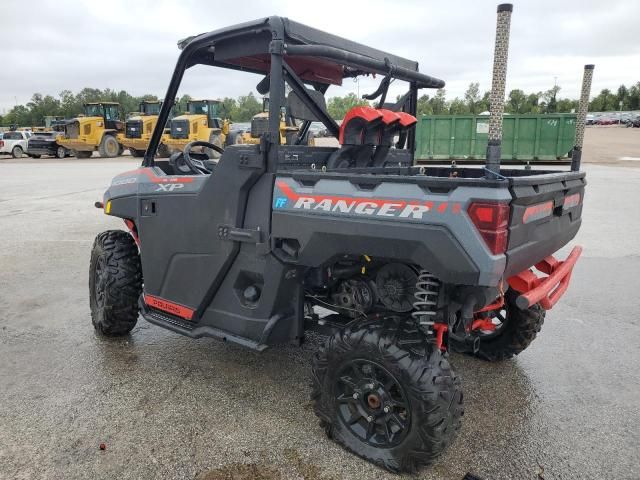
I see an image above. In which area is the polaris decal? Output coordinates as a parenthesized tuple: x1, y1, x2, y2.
(274, 180, 461, 220)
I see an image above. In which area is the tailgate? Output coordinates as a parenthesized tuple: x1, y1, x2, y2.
(505, 171, 586, 277)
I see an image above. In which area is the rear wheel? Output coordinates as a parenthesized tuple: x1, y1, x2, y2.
(450, 289, 546, 361)
(98, 134, 120, 158)
(89, 230, 142, 336)
(225, 131, 243, 146)
(311, 317, 463, 473)
(205, 133, 224, 159)
(55, 146, 66, 159)
(11, 146, 23, 158)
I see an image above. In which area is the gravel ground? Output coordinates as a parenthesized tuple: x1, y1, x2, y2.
(0, 130, 639, 479)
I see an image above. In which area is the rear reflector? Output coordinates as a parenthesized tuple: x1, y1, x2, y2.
(468, 202, 510, 255)
(523, 201, 553, 224)
(563, 193, 581, 209)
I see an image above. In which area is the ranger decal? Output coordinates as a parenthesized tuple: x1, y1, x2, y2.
(274, 180, 461, 220)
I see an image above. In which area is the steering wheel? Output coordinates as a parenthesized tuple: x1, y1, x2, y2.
(176, 140, 225, 175)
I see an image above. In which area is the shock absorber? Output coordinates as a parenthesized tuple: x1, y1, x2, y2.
(412, 269, 440, 332)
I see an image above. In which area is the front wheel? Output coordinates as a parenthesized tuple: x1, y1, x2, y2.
(311, 318, 463, 473)
(98, 134, 120, 158)
(89, 230, 142, 336)
(450, 289, 546, 361)
(11, 146, 23, 158)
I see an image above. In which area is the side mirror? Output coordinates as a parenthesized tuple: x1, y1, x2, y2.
(256, 75, 270, 95)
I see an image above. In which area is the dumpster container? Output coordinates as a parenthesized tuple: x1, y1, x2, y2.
(414, 114, 576, 163)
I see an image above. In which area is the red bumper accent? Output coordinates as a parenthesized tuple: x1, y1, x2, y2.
(508, 246, 582, 310)
(144, 294, 194, 320)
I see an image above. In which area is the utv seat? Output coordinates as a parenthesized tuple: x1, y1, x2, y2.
(326, 106, 384, 169)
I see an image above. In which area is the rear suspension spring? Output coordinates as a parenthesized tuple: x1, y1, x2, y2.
(412, 269, 440, 332)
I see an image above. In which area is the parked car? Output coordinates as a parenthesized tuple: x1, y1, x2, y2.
(0, 130, 31, 158)
(624, 115, 640, 128)
(308, 121, 328, 137)
(27, 131, 70, 158)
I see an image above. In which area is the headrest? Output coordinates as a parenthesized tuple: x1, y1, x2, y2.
(339, 106, 383, 145)
(338, 107, 418, 145)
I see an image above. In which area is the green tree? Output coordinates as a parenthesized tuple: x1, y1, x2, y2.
(416, 94, 431, 116)
(628, 82, 640, 110)
(464, 82, 481, 114)
(27, 94, 61, 125)
(448, 98, 469, 115)
(219, 97, 238, 120)
(543, 85, 561, 113)
(327, 93, 369, 119)
(429, 89, 447, 115)
(235, 92, 262, 122)
(506, 89, 527, 114)
(590, 88, 614, 111)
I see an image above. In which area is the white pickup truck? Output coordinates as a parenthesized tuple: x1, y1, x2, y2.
(0, 130, 32, 158)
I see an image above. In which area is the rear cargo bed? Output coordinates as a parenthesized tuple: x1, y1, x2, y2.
(276, 164, 585, 284)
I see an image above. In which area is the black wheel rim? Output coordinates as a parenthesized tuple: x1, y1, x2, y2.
(335, 359, 411, 448)
(94, 256, 107, 308)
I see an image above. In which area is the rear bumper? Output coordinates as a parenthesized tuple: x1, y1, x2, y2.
(508, 245, 582, 310)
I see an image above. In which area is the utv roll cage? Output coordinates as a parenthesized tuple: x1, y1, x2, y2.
(144, 16, 445, 171)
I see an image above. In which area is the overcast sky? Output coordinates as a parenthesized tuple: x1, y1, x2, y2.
(1, 0, 639, 113)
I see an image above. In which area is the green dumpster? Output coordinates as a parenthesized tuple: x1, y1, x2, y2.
(414, 114, 576, 162)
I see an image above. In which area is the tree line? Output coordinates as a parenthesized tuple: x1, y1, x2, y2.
(2, 82, 640, 127)
(0, 89, 265, 127)
(327, 82, 640, 119)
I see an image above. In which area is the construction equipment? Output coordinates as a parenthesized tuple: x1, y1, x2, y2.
(118, 100, 171, 158)
(238, 96, 313, 146)
(164, 99, 229, 156)
(58, 102, 124, 158)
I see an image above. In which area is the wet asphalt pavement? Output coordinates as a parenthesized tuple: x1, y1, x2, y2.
(0, 156, 638, 480)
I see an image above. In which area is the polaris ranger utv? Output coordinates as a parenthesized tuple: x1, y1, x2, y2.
(90, 5, 590, 473)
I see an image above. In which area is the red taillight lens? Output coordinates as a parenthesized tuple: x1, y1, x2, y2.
(468, 202, 510, 255)
(0, 140, 4, 148)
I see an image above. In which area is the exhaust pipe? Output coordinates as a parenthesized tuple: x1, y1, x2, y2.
(570, 64, 595, 171)
(485, 3, 513, 179)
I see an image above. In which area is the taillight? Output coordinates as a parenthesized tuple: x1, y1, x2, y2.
(468, 202, 510, 255)
(0, 140, 4, 148)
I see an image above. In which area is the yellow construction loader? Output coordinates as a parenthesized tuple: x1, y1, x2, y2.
(118, 100, 171, 158)
(57, 102, 124, 158)
(164, 99, 229, 156)
(237, 97, 313, 146)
